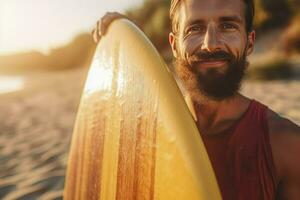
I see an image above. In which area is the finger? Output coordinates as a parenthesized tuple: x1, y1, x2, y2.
(113, 12, 126, 19)
(101, 15, 118, 34)
(92, 29, 97, 43)
(101, 17, 109, 35)
(93, 30, 101, 43)
(95, 21, 102, 39)
(112, 12, 123, 18)
(93, 30, 98, 43)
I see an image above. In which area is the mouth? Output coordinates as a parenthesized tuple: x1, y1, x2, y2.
(195, 59, 228, 69)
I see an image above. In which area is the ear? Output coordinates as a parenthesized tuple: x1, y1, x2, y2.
(246, 30, 255, 56)
(169, 32, 178, 58)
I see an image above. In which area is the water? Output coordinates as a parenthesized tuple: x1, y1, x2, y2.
(0, 76, 24, 94)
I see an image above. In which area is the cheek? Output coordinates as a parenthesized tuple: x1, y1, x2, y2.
(221, 34, 247, 57)
(181, 35, 203, 57)
(179, 32, 248, 59)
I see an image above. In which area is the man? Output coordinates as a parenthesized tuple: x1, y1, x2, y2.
(92, 0, 300, 199)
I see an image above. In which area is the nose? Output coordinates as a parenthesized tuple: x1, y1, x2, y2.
(201, 24, 222, 52)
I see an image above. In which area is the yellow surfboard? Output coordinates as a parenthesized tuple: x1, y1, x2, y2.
(64, 19, 221, 200)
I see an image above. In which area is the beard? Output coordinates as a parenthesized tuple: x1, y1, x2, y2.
(174, 50, 247, 102)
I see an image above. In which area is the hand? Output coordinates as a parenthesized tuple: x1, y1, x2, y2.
(92, 12, 128, 43)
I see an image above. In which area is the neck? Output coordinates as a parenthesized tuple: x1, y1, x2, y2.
(191, 93, 251, 135)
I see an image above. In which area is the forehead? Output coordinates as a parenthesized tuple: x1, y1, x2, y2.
(179, 0, 246, 23)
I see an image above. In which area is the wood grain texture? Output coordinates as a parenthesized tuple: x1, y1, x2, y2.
(64, 19, 221, 200)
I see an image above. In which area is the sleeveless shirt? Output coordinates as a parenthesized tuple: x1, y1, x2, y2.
(198, 100, 278, 200)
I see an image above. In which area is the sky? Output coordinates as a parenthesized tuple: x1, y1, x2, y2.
(0, 0, 144, 55)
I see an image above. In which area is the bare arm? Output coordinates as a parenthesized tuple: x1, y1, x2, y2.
(268, 110, 300, 199)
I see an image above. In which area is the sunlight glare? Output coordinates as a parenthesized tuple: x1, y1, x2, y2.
(85, 58, 113, 95)
(0, 76, 24, 94)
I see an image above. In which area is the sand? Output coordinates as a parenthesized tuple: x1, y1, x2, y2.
(0, 67, 299, 199)
(0, 68, 86, 200)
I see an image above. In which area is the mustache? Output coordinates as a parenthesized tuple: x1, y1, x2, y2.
(189, 50, 234, 63)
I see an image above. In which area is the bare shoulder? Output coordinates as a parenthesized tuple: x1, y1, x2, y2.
(268, 109, 300, 131)
(266, 109, 300, 164)
(267, 109, 300, 199)
(267, 109, 300, 169)
(267, 109, 300, 137)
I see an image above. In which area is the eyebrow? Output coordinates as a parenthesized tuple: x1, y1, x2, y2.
(219, 16, 243, 23)
(185, 19, 206, 27)
(186, 15, 243, 26)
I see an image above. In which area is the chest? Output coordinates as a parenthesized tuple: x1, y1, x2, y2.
(201, 127, 274, 199)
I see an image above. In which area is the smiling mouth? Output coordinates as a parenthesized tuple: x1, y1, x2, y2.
(198, 59, 228, 68)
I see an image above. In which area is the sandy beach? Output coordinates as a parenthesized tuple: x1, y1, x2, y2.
(0, 68, 86, 200)
(0, 67, 299, 199)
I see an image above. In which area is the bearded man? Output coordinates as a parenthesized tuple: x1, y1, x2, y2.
(92, 0, 300, 199)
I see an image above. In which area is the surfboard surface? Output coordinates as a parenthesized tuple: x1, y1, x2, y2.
(64, 19, 221, 200)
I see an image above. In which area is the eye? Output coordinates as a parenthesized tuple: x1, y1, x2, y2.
(220, 23, 237, 30)
(186, 25, 206, 34)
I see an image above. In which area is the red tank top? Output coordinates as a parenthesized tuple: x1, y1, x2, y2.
(198, 100, 278, 200)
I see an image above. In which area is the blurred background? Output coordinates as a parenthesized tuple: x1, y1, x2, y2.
(0, 0, 299, 199)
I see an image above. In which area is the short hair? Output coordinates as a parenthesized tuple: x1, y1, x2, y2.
(170, 0, 255, 33)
